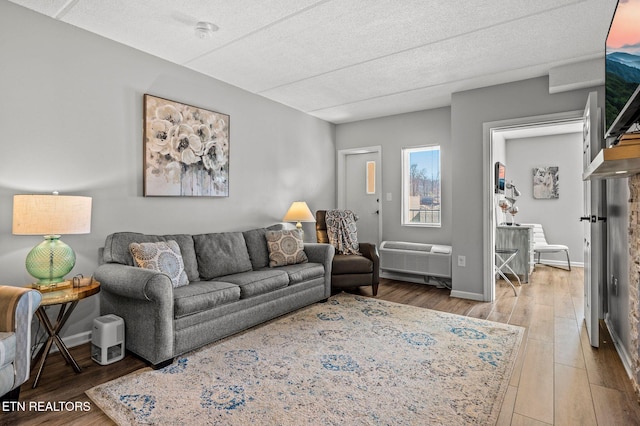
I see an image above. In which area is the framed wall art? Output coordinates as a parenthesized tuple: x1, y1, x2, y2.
(532, 166, 559, 199)
(143, 94, 230, 197)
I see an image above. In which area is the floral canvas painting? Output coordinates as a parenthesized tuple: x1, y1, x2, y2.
(144, 94, 229, 197)
(532, 166, 559, 199)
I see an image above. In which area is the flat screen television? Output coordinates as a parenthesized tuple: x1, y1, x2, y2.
(605, 0, 640, 139)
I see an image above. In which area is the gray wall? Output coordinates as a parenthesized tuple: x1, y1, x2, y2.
(336, 108, 452, 246)
(450, 77, 604, 297)
(0, 2, 335, 340)
(505, 132, 584, 264)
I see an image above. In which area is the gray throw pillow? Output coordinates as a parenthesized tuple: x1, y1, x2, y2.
(265, 230, 308, 267)
(129, 240, 189, 288)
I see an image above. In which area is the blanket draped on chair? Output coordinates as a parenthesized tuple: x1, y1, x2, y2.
(325, 210, 361, 255)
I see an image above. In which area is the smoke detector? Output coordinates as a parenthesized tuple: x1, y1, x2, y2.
(195, 21, 218, 39)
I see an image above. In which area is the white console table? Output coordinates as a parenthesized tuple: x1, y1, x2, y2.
(496, 224, 534, 283)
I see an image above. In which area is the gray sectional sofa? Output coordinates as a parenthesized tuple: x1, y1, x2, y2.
(94, 226, 334, 367)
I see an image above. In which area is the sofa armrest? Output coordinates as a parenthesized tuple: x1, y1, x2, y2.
(94, 263, 174, 302)
(94, 263, 175, 366)
(304, 243, 335, 298)
(359, 243, 380, 284)
(0, 286, 41, 392)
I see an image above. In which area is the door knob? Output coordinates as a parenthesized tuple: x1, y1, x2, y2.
(579, 216, 591, 222)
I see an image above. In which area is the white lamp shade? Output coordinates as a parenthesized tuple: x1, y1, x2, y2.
(13, 194, 92, 235)
(283, 201, 315, 223)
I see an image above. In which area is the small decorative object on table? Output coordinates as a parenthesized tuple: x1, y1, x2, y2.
(505, 181, 521, 226)
(498, 198, 509, 225)
(73, 274, 95, 288)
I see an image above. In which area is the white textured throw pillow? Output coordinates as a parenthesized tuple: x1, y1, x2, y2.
(129, 240, 189, 287)
(265, 230, 308, 267)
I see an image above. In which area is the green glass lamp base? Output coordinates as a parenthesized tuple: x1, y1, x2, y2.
(25, 235, 76, 285)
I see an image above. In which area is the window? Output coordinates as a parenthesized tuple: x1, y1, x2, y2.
(402, 145, 441, 226)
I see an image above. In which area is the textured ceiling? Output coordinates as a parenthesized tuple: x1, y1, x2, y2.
(10, 0, 617, 123)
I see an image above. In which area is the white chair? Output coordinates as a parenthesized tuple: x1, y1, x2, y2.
(527, 223, 571, 271)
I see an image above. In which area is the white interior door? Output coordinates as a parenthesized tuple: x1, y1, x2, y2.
(344, 152, 380, 245)
(582, 91, 602, 348)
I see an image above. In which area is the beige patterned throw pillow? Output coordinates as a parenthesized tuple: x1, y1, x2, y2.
(129, 240, 189, 288)
(265, 230, 308, 267)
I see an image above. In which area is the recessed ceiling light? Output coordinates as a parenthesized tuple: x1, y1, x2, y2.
(195, 21, 218, 39)
(615, 170, 628, 174)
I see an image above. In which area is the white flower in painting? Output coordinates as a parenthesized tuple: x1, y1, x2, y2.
(184, 106, 209, 125)
(201, 141, 228, 170)
(214, 146, 227, 167)
(213, 118, 227, 136)
(164, 161, 182, 183)
(201, 141, 217, 170)
(146, 119, 174, 155)
(212, 173, 227, 189)
(155, 104, 183, 125)
(200, 112, 217, 131)
(172, 124, 203, 165)
(217, 136, 229, 154)
(177, 104, 194, 122)
(193, 124, 212, 145)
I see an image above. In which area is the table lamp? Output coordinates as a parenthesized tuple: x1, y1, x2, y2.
(283, 201, 315, 240)
(13, 193, 92, 290)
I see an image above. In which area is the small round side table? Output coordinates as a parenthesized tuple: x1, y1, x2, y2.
(30, 280, 100, 388)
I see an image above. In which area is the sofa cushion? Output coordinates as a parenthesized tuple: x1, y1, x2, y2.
(213, 270, 289, 298)
(242, 228, 270, 270)
(173, 281, 241, 319)
(265, 230, 308, 267)
(193, 232, 253, 280)
(263, 263, 325, 285)
(0, 332, 16, 366)
(129, 241, 189, 288)
(332, 254, 373, 275)
(0, 362, 14, 396)
(103, 232, 199, 282)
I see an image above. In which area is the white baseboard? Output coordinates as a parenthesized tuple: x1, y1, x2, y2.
(33, 330, 92, 354)
(604, 315, 634, 380)
(64, 330, 93, 349)
(380, 271, 483, 300)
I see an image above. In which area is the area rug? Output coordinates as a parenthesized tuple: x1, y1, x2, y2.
(86, 293, 524, 425)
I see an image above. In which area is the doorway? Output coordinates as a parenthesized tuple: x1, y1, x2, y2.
(337, 146, 382, 245)
(483, 111, 585, 302)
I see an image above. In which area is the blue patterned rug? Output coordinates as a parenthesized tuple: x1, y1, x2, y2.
(86, 293, 524, 425)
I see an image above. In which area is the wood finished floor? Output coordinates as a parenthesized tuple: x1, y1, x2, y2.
(3, 265, 639, 425)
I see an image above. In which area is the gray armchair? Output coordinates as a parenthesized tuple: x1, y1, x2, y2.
(0, 286, 41, 402)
